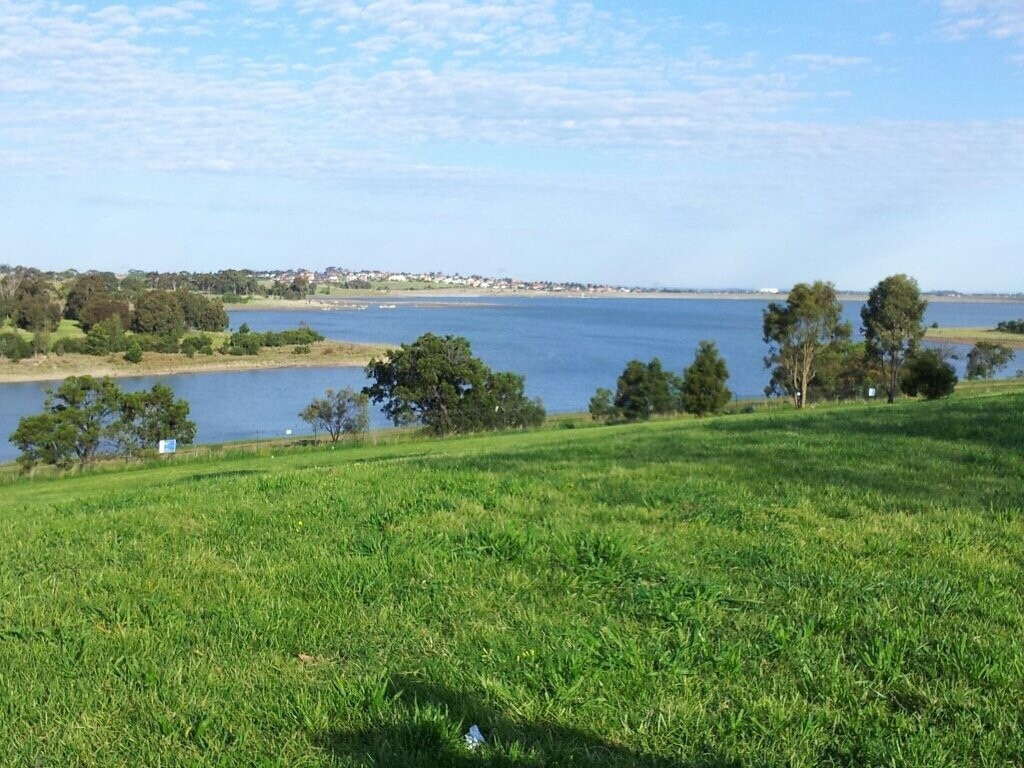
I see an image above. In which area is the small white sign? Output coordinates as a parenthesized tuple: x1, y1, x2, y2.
(285, 429, 292, 436)
(158, 439, 177, 454)
(868, 387, 877, 398)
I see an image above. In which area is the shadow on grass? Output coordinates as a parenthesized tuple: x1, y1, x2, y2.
(320, 676, 727, 768)
(177, 469, 269, 483)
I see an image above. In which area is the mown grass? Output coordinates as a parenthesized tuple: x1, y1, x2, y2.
(1, 385, 1023, 766)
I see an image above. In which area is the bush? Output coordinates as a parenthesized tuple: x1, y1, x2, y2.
(133, 334, 180, 353)
(0, 332, 33, 361)
(995, 319, 1024, 334)
(180, 334, 214, 357)
(51, 337, 88, 356)
(292, 344, 311, 355)
(901, 349, 957, 399)
(123, 340, 143, 364)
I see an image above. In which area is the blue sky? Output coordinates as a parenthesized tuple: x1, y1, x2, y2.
(1, 0, 1022, 290)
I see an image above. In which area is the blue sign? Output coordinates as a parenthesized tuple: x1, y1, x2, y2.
(158, 439, 177, 455)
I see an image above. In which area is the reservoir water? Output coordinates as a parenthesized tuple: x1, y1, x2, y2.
(1, 296, 1022, 462)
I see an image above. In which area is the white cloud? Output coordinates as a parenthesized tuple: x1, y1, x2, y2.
(939, 0, 1024, 42)
(788, 53, 871, 70)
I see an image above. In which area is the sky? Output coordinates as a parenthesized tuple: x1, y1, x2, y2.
(1, 0, 1023, 290)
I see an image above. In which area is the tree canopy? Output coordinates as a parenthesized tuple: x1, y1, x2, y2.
(966, 342, 1015, 380)
(364, 333, 545, 434)
(763, 281, 850, 408)
(9, 376, 195, 468)
(861, 274, 928, 403)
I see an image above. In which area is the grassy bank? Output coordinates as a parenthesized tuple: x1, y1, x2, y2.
(926, 325, 1024, 349)
(1, 384, 1023, 765)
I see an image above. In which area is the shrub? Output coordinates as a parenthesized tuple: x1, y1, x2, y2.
(180, 334, 214, 358)
(0, 332, 33, 361)
(51, 337, 88, 356)
(995, 319, 1024, 334)
(292, 344, 311, 355)
(123, 340, 143, 364)
(133, 334, 180, 354)
(901, 349, 957, 399)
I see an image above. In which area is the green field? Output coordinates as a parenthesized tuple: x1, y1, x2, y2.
(2, 384, 1023, 765)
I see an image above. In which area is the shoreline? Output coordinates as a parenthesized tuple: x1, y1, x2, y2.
(0, 340, 387, 385)
(924, 327, 1024, 349)
(227, 290, 1024, 309)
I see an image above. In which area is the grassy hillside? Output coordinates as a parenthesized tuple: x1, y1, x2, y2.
(1, 386, 1023, 766)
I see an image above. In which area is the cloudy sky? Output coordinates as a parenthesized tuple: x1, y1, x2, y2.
(1, 0, 1023, 289)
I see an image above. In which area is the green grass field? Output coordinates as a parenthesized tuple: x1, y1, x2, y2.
(1, 384, 1023, 766)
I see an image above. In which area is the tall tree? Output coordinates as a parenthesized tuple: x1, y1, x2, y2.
(861, 274, 928, 403)
(132, 290, 185, 338)
(64, 274, 111, 321)
(762, 281, 850, 408)
(11, 275, 61, 332)
(680, 340, 732, 415)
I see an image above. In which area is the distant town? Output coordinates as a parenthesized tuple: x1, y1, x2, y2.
(2, 263, 1021, 299)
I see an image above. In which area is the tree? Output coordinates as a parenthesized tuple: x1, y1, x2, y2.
(861, 274, 928, 403)
(64, 274, 111, 321)
(966, 342, 1015, 380)
(11, 376, 124, 466)
(763, 281, 850, 408)
(132, 290, 185, 338)
(611, 358, 677, 422)
(364, 333, 545, 435)
(680, 340, 731, 415)
(176, 289, 229, 332)
(117, 384, 196, 451)
(85, 315, 128, 355)
(11, 275, 61, 332)
(0, 332, 33, 362)
(461, 371, 546, 431)
(10, 412, 79, 468)
(10, 377, 195, 467)
(79, 295, 131, 331)
(901, 349, 957, 399)
(589, 387, 615, 421)
(299, 387, 370, 442)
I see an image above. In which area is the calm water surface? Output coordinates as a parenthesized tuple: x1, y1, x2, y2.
(1, 296, 1021, 462)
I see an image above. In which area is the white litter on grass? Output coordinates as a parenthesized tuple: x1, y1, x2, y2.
(464, 724, 485, 750)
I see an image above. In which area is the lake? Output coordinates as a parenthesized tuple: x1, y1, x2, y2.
(1, 296, 1022, 462)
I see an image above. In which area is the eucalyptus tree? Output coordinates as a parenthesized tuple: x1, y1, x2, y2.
(763, 281, 850, 408)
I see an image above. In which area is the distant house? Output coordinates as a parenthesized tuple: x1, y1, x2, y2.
(758, 288, 781, 294)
